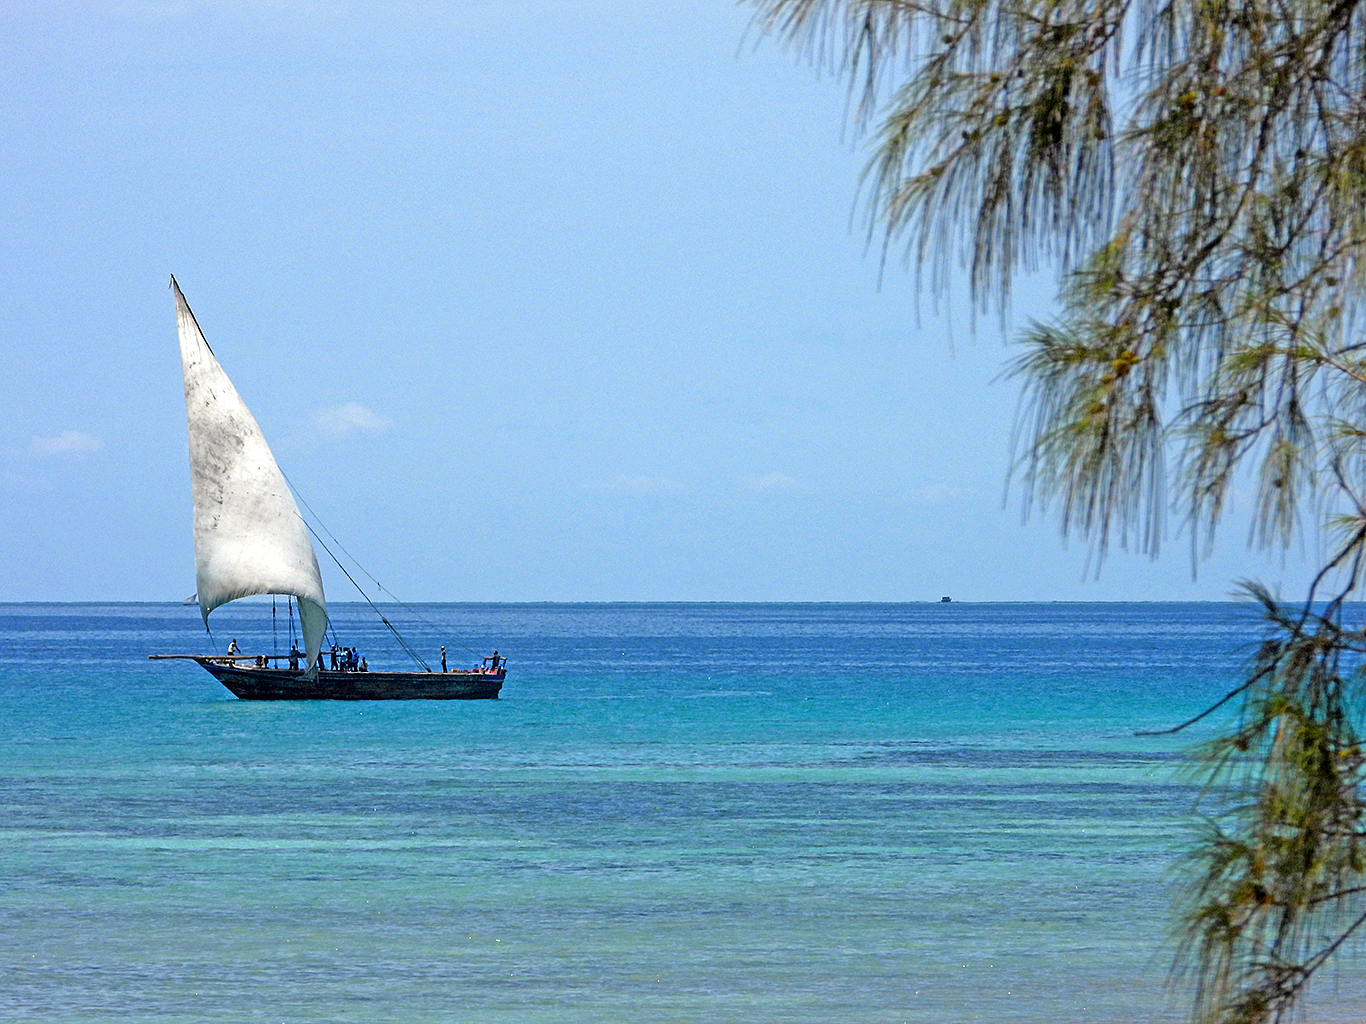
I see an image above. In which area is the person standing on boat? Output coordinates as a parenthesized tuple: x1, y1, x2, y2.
(289, 644, 300, 671)
(441, 646, 447, 672)
(227, 639, 240, 656)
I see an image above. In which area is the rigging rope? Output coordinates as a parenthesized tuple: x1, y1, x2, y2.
(280, 469, 481, 660)
(300, 518, 432, 672)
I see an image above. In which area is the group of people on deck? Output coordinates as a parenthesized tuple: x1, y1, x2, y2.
(224, 639, 498, 675)
(280, 643, 366, 672)
(324, 644, 365, 672)
(223, 640, 367, 672)
(440, 646, 504, 673)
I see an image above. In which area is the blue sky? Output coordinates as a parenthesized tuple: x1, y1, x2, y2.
(0, 0, 1319, 601)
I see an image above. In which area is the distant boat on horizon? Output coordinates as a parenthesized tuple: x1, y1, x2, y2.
(150, 278, 505, 700)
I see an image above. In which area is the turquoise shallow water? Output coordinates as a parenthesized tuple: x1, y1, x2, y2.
(1, 602, 1361, 1023)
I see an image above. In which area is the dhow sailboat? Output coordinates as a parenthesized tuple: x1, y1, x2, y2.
(150, 278, 505, 700)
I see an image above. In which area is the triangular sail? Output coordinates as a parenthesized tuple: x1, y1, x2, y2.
(174, 277, 328, 671)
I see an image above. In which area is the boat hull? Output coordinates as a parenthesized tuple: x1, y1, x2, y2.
(198, 660, 504, 700)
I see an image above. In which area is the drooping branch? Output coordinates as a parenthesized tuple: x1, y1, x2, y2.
(748, 1, 1366, 1020)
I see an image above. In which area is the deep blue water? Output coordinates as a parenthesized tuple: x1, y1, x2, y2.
(0, 602, 1358, 1023)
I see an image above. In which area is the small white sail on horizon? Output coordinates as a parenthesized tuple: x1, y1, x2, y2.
(174, 277, 328, 672)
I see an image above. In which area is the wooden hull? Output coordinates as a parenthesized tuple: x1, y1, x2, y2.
(198, 659, 504, 700)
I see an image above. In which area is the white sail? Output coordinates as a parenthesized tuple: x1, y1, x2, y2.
(174, 278, 328, 672)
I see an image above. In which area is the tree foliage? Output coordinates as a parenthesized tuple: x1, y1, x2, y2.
(747, 1, 1366, 1020)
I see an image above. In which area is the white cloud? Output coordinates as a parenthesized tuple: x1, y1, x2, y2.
(1, 469, 39, 491)
(31, 431, 102, 456)
(614, 474, 685, 495)
(744, 472, 798, 493)
(309, 402, 391, 441)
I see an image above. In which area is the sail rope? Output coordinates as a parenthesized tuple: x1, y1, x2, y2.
(280, 469, 482, 659)
(299, 518, 432, 671)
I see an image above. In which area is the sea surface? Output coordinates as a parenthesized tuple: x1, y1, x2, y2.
(2, 601, 1362, 1024)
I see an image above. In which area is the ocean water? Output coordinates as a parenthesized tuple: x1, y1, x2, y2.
(1, 601, 1360, 1024)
